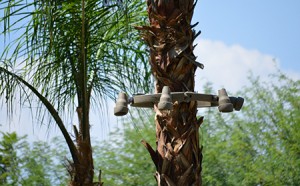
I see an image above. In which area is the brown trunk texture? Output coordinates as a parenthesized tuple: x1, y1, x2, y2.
(67, 107, 103, 186)
(138, 0, 203, 185)
(68, 139, 94, 186)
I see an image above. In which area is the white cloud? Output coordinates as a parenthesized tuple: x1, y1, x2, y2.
(194, 39, 282, 93)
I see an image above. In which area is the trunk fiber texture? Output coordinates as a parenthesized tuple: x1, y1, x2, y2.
(138, 0, 203, 185)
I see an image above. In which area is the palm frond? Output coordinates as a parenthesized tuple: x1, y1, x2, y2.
(0, 0, 151, 123)
(0, 63, 78, 164)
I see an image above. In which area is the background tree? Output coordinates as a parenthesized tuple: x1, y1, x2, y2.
(0, 0, 151, 185)
(0, 132, 25, 185)
(0, 132, 69, 185)
(137, 0, 203, 185)
(201, 72, 300, 185)
(94, 116, 156, 186)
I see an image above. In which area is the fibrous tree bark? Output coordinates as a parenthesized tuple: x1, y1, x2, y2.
(138, 0, 203, 185)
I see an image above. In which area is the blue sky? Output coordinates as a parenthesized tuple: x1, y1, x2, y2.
(194, 1, 300, 73)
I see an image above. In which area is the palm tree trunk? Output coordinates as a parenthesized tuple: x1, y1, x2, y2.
(139, 0, 203, 185)
(67, 107, 94, 186)
(68, 1, 95, 185)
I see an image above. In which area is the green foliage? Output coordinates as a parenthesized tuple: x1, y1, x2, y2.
(93, 116, 157, 186)
(201, 72, 300, 185)
(0, 133, 68, 185)
(0, 0, 151, 125)
(0, 132, 25, 185)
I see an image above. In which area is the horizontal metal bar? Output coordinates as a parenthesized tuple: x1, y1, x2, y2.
(129, 92, 243, 111)
(130, 92, 218, 108)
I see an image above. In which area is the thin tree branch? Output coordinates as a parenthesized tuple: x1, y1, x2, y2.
(0, 66, 79, 165)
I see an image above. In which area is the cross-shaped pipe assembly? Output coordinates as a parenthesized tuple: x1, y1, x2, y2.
(114, 86, 244, 116)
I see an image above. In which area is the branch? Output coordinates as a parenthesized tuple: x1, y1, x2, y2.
(0, 66, 79, 164)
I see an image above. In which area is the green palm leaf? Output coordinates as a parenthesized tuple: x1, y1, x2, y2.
(0, 0, 150, 127)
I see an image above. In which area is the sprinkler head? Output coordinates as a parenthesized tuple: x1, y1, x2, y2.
(218, 88, 233, 112)
(114, 92, 129, 116)
(158, 86, 173, 110)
